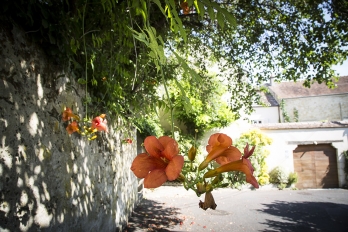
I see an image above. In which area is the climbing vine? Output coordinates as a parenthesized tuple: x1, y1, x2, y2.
(2, 0, 347, 133)
(280, 99, 290, 123)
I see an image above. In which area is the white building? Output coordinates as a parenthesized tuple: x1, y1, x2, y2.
(218, 76, 348, 189)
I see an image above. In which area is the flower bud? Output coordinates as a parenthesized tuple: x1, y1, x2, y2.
(88, 135, 97, 140)
(205, 184, 213, 192)
(176, 173, 185, 182)
(196, 182, 206, 194)
(211, 174, 223, 185)
(188, 145, 197, 161)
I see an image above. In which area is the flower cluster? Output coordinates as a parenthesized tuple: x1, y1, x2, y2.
(123, 138, 133, 144)
(62, 107, 108, 140)
(130, 133, 259, 210)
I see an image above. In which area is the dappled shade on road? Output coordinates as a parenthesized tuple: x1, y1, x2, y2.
(258, 200, 348, 232)
(123, 198, 183, 232)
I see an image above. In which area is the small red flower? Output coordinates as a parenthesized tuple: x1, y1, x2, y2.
(124, 138, 133, 144)
(91, 115, 108, 132)
(66, 121, 79, 134)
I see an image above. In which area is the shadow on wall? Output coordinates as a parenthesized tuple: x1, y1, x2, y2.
(320, 145, 339, 188)
(123, 199, 183, 232)
(0, 24, 138, 231)
(293, 144, 339, 189)
(257, 200, 348, 232)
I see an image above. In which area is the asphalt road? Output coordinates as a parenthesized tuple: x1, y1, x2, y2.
(124, 186, 348, 232)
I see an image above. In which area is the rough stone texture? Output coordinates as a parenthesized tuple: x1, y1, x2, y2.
(283, 94, 348, 122)
(0, 24, 139, 231)
(265, 76, 348, 122)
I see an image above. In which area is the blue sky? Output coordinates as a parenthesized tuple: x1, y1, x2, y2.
(333, 60, 348, 76)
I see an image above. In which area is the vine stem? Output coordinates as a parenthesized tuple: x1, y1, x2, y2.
(160, 67, 174, 138)
(83, 2, 88, 119)
(128, 0, 138, 91)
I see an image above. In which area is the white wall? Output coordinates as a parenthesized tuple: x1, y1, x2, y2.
(253, 127, 348, 187)
(206, 121, 348, 188)
(250, 106, 279, 124)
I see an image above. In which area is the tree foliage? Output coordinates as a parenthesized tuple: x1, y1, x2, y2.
(2, 0, 347, 126)
(167, 68, 235, 136)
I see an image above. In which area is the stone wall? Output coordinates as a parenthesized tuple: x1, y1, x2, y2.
(0, 24, 139, 231)
(283, 94, 348, 122)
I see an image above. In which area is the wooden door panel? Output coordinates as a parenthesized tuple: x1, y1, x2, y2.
(293, 144, 338, 189)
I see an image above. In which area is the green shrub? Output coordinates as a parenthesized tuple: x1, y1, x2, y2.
(269, 167, 288, 185)
(278, 183, 287, 190)
(134, 114, 164, 139)
(233, 129, 272, 187)
(287, 172, 298, 185)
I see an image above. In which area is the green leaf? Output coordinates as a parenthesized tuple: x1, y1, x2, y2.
(217, 12, 224, 29)
(78, 78, 87, 85)
(152, 0, 167, 17)
(70, 38, 77, 54)
(207, 6, 215, 22)
(219, 8, 236, 27)
(173, 79, 191, 114)
(172, 51, 202, 83)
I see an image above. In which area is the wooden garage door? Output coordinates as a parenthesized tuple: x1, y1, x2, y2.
(293, 144, 338, 189)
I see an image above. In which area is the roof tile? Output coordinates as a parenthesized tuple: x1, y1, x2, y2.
(267, 76, 348, 99)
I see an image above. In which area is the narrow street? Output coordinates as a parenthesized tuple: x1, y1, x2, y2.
(125, 186, 348, 232)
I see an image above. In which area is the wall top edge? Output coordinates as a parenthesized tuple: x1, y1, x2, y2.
(253, 121, 348, 130)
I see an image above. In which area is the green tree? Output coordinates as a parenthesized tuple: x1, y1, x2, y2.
(172, 0, 348, 117)
(2, 0, 347, 124)
(166, 71, 235, 137)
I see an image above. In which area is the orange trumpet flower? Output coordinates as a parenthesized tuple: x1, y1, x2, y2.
(204, 159, 259, 188)
(130, 136, 184, 188)
(215, 146, 242, 166)
(91, 115, 108, 132)
(66, 121, 80, 134)
(243, 143, 256, 174)
(199, 133, 241, 170)
(62, 107, 80, 121)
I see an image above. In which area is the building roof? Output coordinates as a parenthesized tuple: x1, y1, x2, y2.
(256, 91, 279, 107)
(253, 121, 348, 130)
(267, 76, 348, 99)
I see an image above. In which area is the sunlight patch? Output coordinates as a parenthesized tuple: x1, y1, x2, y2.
(28, 113, 39, 136)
